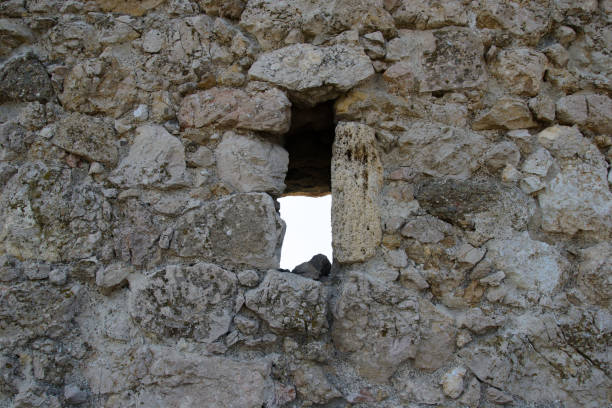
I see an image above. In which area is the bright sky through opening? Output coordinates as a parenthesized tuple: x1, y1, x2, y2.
(279, 195, 333, 271)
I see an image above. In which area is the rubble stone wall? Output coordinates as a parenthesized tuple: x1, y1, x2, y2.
(0, 0, 611, 407)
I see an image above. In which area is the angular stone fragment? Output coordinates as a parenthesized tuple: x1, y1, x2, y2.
(539, 161, 612, 238)
(52, 112, 118, 165)
(171, 193, 284, 269)
(133, 346, 270, 408)
(109, 125, 188, 189)
(385, 27, 486, 93)
(441, 366, 467, 399)
(96, 263, 132, 289)
(129, 263, 238, 343)
(556, 93, 612, 134)
(215, 132, 288, 195)
(178, 86, 291, 134)
(0, 19, 33, 55)
(331, 122, 382, 263)
(398, 121, 489, 179)
(472, 98, 537, 130)
(248, 43, 374, 106)
(491, 48, 547, 96)
(332, 272, 420, 382)
(0, 54, 54, 103)
(414, 298, 457, 371)
(292, 362, 342, 404)
(577, 243, 611, 307)
(94, 0, 165, 16)
(522, 148, 553, 176)
(245, 270, 328, 335)
(486, 232, 567, 294)
(537, 125, 595, 159)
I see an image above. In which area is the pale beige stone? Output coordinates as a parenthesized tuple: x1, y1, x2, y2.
(491, 48, 547, 96)
(331, 122, 382, 263)
(473, 97, 537, 130)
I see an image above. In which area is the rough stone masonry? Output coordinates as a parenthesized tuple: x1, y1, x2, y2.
(0, 0, 611, 407)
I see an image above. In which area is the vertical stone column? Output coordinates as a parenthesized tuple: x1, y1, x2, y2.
(331, 122, 383, 263)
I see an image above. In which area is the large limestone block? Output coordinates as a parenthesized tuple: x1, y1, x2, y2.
(122, 346, 270, 408)
(171, 193, 285, 269)
(109, 125, 189, 189)
(331, 122, 382, 264)
(491, 48, 547, 97)
(486, 231, 568, 294)
(248, 43, 374, 106)
(472, 97, 537, 130)
(245, 270, 328, 335)
(385, 27, 487, 93)
(52, 112, 118, 165)
(538, 160, 612, 238)
(397, 121, 490, 180)
(332, 272, 420, 382)
(215, 132, 289, 195)
(178, 86, 291, 134)
(94, 0, 165, 16)
(556, 93, 612, 134)
(128, 263, 237, 342)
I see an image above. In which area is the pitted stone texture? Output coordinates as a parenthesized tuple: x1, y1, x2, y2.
(94, 0, 165, 16)
(171, 193, 284, 269)
(486, 232, 568, 294)
(215, 132, 289, 195)
(292, 362, 342, 404)
(245, 270, 328, 335)
(109, 125, 189, 189)
(333, 272, 420, 382)
(397, 121, 489, 180)
(472, 97, 537, 130)
(388, 0, 468, 29)
(385, 27, 486, 93)
(52, 112, 118, 165)
(491, 48, 547, 97)
(331, 122, 382, 263)
(0, 54, 54, 103)
(128, 263, 237, 343)
(556, 93, 612, 134)
(248, 43, 374, 106)
(577, 243, 612, 307)
(178, 86, 291, 134)
(132, 346, 270, 408)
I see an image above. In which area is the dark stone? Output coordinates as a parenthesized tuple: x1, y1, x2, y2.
(415, 179, 501, 229)
(292, 254, 331, 280)
(0, 54, 55, 103)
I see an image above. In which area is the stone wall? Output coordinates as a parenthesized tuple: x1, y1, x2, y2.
(0, 1, 611, 407)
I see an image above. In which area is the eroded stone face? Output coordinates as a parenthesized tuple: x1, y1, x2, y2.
(248, 42, 374, 106)
(332, 272, 420, 382)
(171, 193, 285, 269)
(245, 270, 328, 335)
(331, 122, 383, 263)
(128, 263, 237, 343)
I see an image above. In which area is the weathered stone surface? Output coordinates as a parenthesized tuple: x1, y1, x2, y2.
(332, 272, 420, 382)
(0, 54, 54, 103)
(385, 27, 486, 92)
(215, 132, 288, 195)
(388, 0, 468, 29)
(486, 232, 567, 294)
(491, 48, 547, 96)
(96, 263, 132, 289)
(94, 0, 165, 16)
(171, 193, 284, 269)
(0, 18, 33, 55)
(129, 346, 270, 408)
(472, 97, 537, 130)
(556, 93, 612, 134)
(52, 112, 118, 165)
(577, 243, 611, 306)
(414, 298, 457, 370)
(292, 362, 342, 404)
(245, 270, 328, 335)
(522, 148, 553, 176)
(331, 122, 382, 263)
(398, 121, 490, 179)
(129, 263, 237, 342)
(178, 86, 291, 134)
(109, 125, 189, 189)
(248, 43, 374, 106)
(441, 366, 467, 399)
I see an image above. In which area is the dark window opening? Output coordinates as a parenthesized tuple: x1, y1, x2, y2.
(281, 100, 335, 197)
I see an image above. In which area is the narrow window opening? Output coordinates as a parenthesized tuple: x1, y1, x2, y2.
(278, 101, 335, 274)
